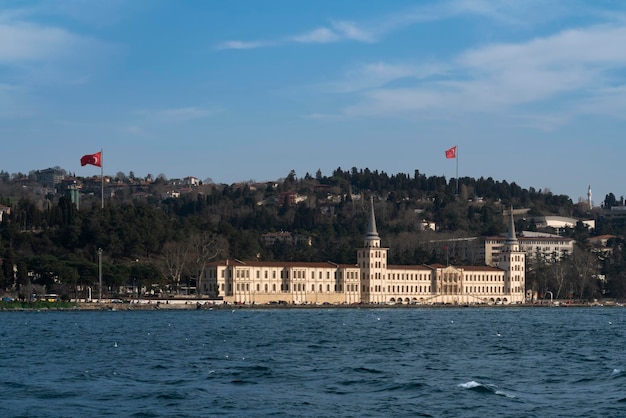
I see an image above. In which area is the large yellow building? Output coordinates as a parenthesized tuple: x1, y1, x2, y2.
(204, 201, 526, 305)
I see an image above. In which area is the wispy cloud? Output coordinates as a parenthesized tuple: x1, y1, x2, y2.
(215, 0, 576, 51)
(123, 125, 147, 136)
(328, 22, 626, 126)
(292, 21, 375, 44)
(0, 9, 118, 120)
(292, 27, 339, 44)
(136, 106, 223, 123)
(216, 40, 277, 50)
(217, 19, 378, 50)
(0, 6, 119, 92)
(0, 22, 91, 63)
(318, 62, 448, 94)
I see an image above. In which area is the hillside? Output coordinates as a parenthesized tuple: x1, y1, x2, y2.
(1, 167, 624, 301)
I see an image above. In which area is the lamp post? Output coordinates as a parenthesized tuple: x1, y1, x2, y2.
(98, 248, 103, 302)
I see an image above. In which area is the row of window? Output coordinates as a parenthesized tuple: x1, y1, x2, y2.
(465, 274, 504, 282)
(233, 283, 343, 293)
(360, 261, 386, 268)
(227, 281, 523, 295)
(359, 250, 386, 258)
(225, 269, 361, 280)
(465, 286, 503, 293)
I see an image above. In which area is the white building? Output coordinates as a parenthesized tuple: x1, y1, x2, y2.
(530, 216, 595, 230)
(204, 200, 526, 305)
(485, 231, 574, 265)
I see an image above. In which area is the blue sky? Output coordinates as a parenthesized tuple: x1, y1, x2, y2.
(1, 0, 626, 204)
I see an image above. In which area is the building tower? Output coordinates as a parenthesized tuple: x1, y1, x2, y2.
(357, 197, 389, 303)
(498, 208, 526, 303)
(587, 185, 592, 211)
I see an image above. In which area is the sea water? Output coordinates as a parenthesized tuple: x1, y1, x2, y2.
(1, 307, 625, 417)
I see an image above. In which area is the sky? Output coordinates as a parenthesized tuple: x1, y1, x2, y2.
(1, 0, 626, 204)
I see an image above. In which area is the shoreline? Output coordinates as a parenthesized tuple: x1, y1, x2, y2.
(0, 299, 620, 311)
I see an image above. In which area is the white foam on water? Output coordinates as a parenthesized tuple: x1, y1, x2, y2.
(459, 381, 481, 389)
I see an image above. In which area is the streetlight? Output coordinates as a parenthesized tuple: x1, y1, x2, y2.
(98, 248, 103, 302)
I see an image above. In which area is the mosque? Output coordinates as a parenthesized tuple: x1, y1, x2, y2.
(204, 200, 526, 305)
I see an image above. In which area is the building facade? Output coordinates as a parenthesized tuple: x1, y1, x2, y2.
(36, 168, 64, 189)
(204, 201, 526, 305)
(484, 233, 574, 266)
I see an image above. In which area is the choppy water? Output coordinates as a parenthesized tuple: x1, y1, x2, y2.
(1, 307, 625, 417)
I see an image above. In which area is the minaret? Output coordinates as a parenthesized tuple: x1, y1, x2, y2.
(364, 197, 380, 248)
(357, 197, 388, 303)
(587, 185, 592, 211)
(499, 208, 525, 303)
(505, 207, 519, 251)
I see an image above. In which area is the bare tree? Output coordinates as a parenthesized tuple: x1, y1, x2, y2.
(550, 252, 568, 300)
(161, 240, 192, 294)
(161, 232, 227, 296)
(567, 245, 600, 300)
(190, 232, 227, 297)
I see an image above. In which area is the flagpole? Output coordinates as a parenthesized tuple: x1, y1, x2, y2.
(100, 148, 104, 209)
(456, 144, 459, 195)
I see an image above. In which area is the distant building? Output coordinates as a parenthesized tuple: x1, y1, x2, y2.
(161, 191, 180, 199)
(589, 234, 616, 259)
(36, 168, 64, 189)
(262, 231, 312, 247)
(417, 220, 436, 231)
(0, 204, 10, 222)
(184, 176, 199, 187)
(588, 235, 616, 247)
(66, 183, 80, 209)
(278, 192, 307, 206)
(530, 216, 595, 230)
(485, 231, 574, 265)
(262, 231, 294, 246)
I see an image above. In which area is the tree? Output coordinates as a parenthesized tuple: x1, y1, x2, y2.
(189, 231, 227, 297)
(161, 240, 192, 294)
(566, 245, 600, 300)
(604, 193, 617, 208)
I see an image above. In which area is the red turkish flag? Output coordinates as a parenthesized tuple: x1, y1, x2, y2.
(445, 146, 457, 159)
(80, 152, 102, 167)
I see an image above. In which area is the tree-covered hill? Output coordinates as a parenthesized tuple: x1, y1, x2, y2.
(1, 167, 625, 300)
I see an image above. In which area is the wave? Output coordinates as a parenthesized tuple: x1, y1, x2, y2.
(459, 381, 515, 398)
